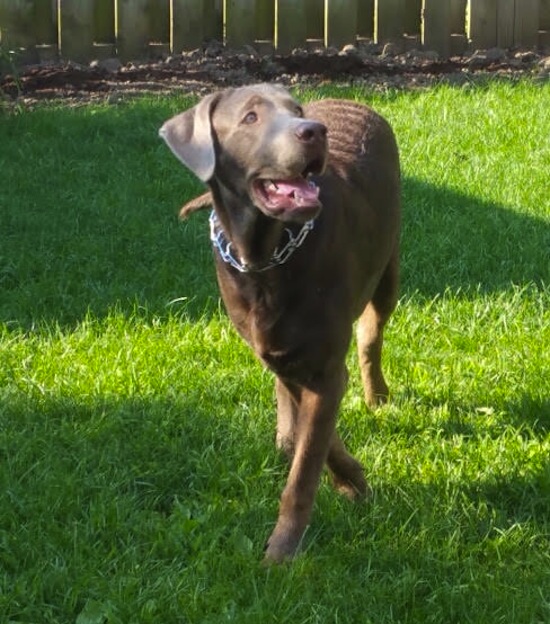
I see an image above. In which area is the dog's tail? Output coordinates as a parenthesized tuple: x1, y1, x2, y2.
(179, 191, 213, 220)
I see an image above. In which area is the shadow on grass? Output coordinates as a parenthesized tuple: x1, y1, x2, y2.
(4, 392, 548, 622)
(503, 396, 550, 435)
(387, 394, 550, 438)
(0, 391, 283, 619)
(1, 171, 548, 329)
(0, 391, 276, 525)
(400, 178, 549, 297)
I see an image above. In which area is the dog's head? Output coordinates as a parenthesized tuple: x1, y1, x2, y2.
(160, 84, 328, 223)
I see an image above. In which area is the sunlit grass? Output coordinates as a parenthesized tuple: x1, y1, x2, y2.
(1, 80, 549, 623)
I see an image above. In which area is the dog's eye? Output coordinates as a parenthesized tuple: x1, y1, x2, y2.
(295, 106, 304, 118)
(242, 111, 258, 125)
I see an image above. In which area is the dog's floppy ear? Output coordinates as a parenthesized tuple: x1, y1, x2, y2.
(159, 92, 221, 183)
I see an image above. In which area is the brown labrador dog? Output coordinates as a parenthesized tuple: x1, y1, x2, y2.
(160, 84, 400, 562)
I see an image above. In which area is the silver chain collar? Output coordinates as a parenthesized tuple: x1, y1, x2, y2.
(209, 210, 315, 273)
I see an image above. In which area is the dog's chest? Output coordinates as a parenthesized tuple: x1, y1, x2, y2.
(219, 269, 341, 381)
(241, 289, 330, 381)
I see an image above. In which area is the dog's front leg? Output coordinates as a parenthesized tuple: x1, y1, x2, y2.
(275, 377, 300, 460)
(265, 370, 345, 563)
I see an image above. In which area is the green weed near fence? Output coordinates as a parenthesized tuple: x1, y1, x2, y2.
(0, 80, 549, 623)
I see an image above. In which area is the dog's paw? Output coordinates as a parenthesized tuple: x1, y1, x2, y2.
(364, 382, 389, 409)
(331, 473, 372, 501)
(263, 524, 304, 564)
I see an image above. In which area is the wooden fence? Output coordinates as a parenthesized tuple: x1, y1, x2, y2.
(1, 0, 549, 64)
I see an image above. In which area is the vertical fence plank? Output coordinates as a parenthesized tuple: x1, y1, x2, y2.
(95, 0, 115, 43)
(256, 0, 274, 41)
(450, 0, 467, 32)
(276, 0, 306, 52)
(0, 0, 55, 49)
(496, 0, 514, 47)
(117, 0, 151, 60)
(449, 0, 467, 53)
(0, 0, 32, 48)
(226, 0, 255, 48)
(172, 0, 204, 51)
(467, 0, 497, 48)
(375, 0, 404, 43)
(542, 0, 550, 30)
(59, 0, 94, 62)
(203, 0, 223, 41)
(326, 0, 358, 48)
(36, 0, 57, 45)
(514, 0, 539, 46)
(306, 0, 324, 39)
(405, 0, 422, 34)
(422, 0, 451, 55)
(147, 0, 169, 44)
(357, 0, 374, 38)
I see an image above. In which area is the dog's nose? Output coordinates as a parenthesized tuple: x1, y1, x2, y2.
(295, 121, 327, 144)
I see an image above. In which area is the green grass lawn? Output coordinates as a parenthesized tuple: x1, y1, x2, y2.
(1, 80, 549, 623)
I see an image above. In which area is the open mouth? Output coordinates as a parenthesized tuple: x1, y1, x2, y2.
(254, 176, 320, 211)
(251, 160, 325, 220)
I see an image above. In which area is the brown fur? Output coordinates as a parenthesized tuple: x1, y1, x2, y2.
(160, 85, 400, 562)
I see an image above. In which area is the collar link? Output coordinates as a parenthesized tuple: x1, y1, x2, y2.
(209, 210, 315, 273)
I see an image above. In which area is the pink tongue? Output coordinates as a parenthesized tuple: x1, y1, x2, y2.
(265, 178, 319, 209)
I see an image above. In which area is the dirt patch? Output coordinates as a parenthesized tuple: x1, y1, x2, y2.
(1, 41, 549, 106)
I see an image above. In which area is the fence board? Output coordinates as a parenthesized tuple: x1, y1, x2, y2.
(451, 0, 467, 33)
(95, 0, 115, 43)
(422, 0, 451, 56)
(375, 0, 404, 43)
(226, 0, 255, 48)
(467, 0, 497, 48)
(514, 0, 539, 46)
(203, 0, 223, 42)
(36, 0, 57, 45)
(257, 0, 274, 41)
(0, 0, 32, 48)
(172, 0, 204, 51)
(496, 0, 514, 47)
(306, 0, 323, 39)
(59, 0, 94, 62)
(148, 0, 169, 44)
(0, 0, 56, 49)
(405, 0, 422, 35)
(276, 0, 306, 52)
(357, 0, 374, 37)
(325, 0, 357, 48)
(117, 0, 151, 60)
(542, 0, 550, 29)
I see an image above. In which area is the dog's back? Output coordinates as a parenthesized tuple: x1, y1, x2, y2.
(301, 99, 400, 319)
(306, 99, 399, 179)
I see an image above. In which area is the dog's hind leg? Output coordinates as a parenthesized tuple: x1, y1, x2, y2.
(324, 367, 370, 500)
(326, 432, 370, 500)
(279, 373, 369, 501)
(357, 251, 399, 408)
